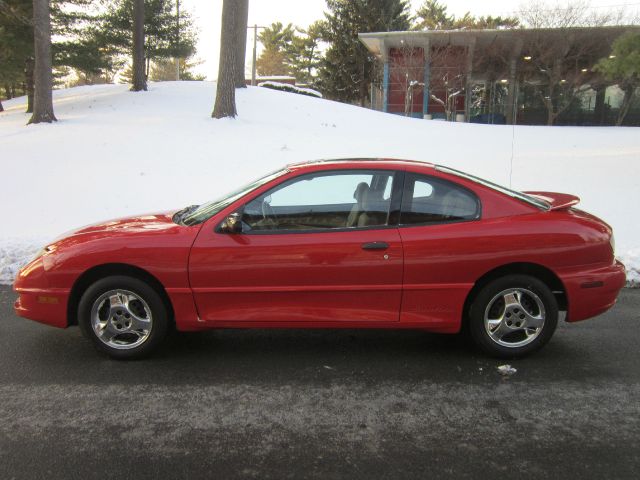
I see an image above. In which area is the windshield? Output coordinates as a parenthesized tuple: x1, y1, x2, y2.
(435, 165, 550, 210)
(181, 168, 289, 226)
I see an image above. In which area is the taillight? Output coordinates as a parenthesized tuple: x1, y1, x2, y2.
(610, 234, 616, 256)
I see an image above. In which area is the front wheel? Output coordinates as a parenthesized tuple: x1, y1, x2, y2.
(468, 274, 558, 358)
(78, 275, 169, 359)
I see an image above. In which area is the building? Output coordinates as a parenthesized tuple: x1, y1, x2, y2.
(359, 26, 640, 126)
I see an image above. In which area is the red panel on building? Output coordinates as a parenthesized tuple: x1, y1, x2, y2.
(388, 48, 424, 115)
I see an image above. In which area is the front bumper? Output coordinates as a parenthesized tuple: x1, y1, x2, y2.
(13, 256, 69, 329)
(14, 288, 70, 328)
(561, 260, 627, 322)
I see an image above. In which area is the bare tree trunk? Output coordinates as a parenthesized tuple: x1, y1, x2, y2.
(0, 99, 3, 112)
(28, 0, 56, 124)
(235, 0, 249, 88)
(131, 0, 147, 92)
(616, 87, 634, 126)
(212, 0, 239, 118)
(593, 85, 606, 125)
(540, 86, 556, 126)
(25, 57, 34, 113)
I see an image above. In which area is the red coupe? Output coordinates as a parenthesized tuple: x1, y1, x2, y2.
(14, 159, 626, 359)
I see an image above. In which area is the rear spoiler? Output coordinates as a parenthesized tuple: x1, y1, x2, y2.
(523, 191, 580, 211)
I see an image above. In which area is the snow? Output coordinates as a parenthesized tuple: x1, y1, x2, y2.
(497, 365, 517, 376)
(258, 81, 323, 98)
(1, 81, 639, 285)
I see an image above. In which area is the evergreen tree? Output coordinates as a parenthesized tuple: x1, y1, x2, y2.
(318, 0, 411, 105)
(414, 0, 452, 30)
(256, 22, 295, 76)
(150, 57, 205, 81)
(414, 0, 518, 30)
(99, 0, 197, 81)
(1, 0, 105, 111)
(0, 0, 34, 110)
(288, 21, 324, 85)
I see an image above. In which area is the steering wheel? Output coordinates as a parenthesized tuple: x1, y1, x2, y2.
(261, 200, 276, 225)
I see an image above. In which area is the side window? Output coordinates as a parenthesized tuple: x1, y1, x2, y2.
(242, 170, 395, 232)
(400, 173, 479, 225)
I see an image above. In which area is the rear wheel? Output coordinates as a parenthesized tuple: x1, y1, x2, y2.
(468, 274, 558, 358)
(78, 275, 169, 359)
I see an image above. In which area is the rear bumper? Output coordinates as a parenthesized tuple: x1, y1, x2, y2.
(561, 260, 626, 322)
(14, 288, 70, 328)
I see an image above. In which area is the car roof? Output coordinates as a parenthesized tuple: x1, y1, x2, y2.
(287, 158, 436, 171)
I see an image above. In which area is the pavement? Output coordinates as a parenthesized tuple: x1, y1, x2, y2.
(1, 285, 639, 479)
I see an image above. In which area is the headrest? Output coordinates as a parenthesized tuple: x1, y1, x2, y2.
(353, 182, 370, 201)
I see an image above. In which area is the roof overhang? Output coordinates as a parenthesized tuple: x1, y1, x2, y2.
(359, 25, 640, 59)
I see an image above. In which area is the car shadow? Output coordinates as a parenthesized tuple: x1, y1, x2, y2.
(5, 319, 611, 387)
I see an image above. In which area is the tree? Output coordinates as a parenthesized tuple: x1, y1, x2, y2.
(473, 15, 520, 29)
(235, 0, 248, 87)
(318, 0, 411, 105)
(288, 21, 324, 84)
(28, 0, 56, 124)
(212, 0, 239, 118)
(386, 41, 426, 116)
(150, 57, 205, 81)
(0, 0, 34, 111)
(414, 0, 518, 30)
(98, 0, 197, 84)
(256, 22, 295, 76)
(1, 1, 107, 111)
(518, 0, 626, 29)
(413, 0, 452, 30)
(428, 44, 467, 120)
(131, 0, 146, 91)
(595, 32, 640, 126)
(518, 1, 622, 125)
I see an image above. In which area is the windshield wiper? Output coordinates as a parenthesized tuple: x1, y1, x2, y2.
(173, 204, 199, 225)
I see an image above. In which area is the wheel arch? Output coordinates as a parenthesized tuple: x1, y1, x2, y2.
(67, 263, 175, 327)
(462, 262, 567, 326)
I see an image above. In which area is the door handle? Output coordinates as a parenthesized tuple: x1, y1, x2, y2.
(361, 241, 389, 250)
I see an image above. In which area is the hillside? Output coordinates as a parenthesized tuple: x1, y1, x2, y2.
(1, 81, 639, 283)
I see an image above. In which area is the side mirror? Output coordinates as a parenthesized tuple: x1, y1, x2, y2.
(219, 212, 243, 234)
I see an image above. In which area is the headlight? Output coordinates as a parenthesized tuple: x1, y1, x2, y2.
(30, 244, 56, 263)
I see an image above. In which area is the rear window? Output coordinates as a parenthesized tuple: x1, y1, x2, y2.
(400, 173, 480, 225)
(435, 165, 550, 210)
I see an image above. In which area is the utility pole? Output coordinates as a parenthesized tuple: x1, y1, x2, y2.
(175, 0, 180, 81)
(249, 24, 266, 86)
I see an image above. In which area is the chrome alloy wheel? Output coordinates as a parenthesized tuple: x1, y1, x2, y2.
(90, 289, 153, 350)
(483, 288, 546, 348)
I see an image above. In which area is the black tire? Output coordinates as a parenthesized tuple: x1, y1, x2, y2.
(468, 274, 558, 358)
(78, 275, 169, 359)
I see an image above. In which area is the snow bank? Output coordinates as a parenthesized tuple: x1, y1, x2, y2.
(1, 82, 639, 285)
(258, 81, 323, 98)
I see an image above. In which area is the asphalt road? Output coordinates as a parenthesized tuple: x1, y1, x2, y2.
(1, 285, 639, 480)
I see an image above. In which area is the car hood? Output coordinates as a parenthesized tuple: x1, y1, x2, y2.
(51, 211, 193, 245)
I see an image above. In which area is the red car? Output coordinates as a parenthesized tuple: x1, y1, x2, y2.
(14, 159, 626, 359)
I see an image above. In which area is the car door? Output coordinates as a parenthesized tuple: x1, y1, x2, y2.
(189, 169, 404, 325)
(397, 171, 482, 332)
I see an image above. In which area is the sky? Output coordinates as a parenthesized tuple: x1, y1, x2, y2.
(181, 0, 640, 79)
